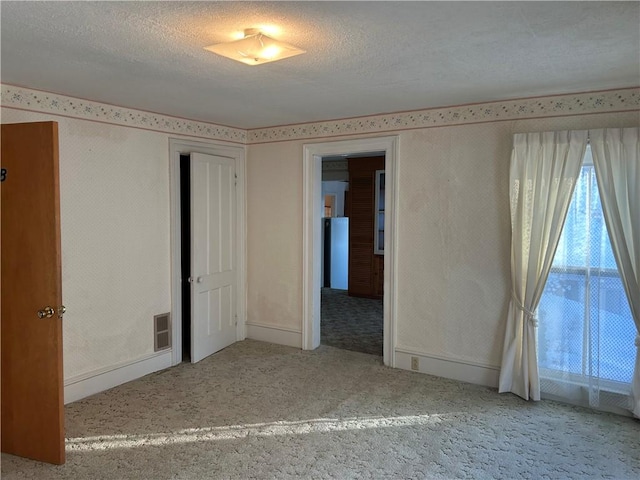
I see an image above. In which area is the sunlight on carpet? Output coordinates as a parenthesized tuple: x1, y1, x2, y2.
(66, 413, 457, 451)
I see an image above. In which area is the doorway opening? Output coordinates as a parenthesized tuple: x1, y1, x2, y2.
(179, 154, 192, 362)
(320, 154, 385, 356)
(303, 136, 398, 367)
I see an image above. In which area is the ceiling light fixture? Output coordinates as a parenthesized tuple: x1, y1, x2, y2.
(204, 28, 305, 66)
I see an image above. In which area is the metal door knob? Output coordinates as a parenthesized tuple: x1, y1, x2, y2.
(37, 306, 55, 319)
(197, 276, 204, 283)
(37, 305, 65, 319)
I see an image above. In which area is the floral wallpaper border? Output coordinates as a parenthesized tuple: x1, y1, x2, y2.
(2, 84, 638, 145)
(248, 88, 640, 144)
(0, 84, 246, 144)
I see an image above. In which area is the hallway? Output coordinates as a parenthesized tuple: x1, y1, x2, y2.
(320, 288, 383, 356)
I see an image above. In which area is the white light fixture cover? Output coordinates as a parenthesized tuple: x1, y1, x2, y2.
(204, 28, 305, 66)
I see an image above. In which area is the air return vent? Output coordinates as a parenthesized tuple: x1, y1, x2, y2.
(154, 313, 171, 351)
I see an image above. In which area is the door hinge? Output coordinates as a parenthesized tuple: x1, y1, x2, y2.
(234, 314, 238, 326)
(234, 173, 237, 187)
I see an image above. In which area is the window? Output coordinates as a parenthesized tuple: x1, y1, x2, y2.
(374, 170, 385, 254)
(538, 147, 635, 394)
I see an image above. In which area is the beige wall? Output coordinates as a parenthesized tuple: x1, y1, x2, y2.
(3, 85, 637, 396)
(246, 141, 304, 330)
(2, 108, 173, 380)
(246, 111, 639, 369)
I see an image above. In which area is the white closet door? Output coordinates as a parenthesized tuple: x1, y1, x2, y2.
(190, 152, 237, 363)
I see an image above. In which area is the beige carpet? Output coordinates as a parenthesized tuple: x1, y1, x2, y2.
(321, 288, 383, 356)
(2, 340, 639, 479)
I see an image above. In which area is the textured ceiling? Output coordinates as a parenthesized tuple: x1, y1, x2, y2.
(1, 1, 639, 129)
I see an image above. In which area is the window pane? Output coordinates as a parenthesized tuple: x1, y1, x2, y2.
(539, 164, 635, 386)
(590, 273, 636, 383)
(538, 271, 586, 375)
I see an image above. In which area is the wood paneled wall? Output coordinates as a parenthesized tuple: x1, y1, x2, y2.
(347, 156, 384, 298)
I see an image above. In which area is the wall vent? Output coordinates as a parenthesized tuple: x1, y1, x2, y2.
(154, 313, 171, 351)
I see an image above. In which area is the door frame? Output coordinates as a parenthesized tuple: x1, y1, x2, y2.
(302, 136, 399, 367)
(169, 138, 246, 366)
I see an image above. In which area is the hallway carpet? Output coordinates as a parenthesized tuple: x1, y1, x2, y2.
(321, 288, 383, 356)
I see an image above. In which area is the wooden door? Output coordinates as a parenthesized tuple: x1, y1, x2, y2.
(1, 122, 65, 464)
(347, 156, 385, 298)
(190, 152, 237, 363)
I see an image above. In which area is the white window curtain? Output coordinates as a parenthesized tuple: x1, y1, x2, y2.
(537, 152, 635, 415)
(499, 130, 588, 401)
(590, 128, 640, 417)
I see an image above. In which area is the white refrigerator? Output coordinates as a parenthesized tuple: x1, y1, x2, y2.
(323, 217, 349, 290)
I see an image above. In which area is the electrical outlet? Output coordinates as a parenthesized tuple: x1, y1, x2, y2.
(411, 356, 419, 371)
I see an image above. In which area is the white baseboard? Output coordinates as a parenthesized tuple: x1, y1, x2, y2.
(246, 322, 302, 348)
(64, 350, 173, 404)
(395, 348, 500, 389)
